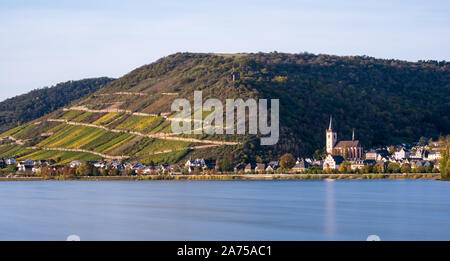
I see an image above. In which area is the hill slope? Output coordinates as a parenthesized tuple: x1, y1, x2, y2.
(1, 53, 449, 165)
(0, 77, 115, 133)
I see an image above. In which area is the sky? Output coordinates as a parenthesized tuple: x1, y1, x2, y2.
(1, 0, 449, 102)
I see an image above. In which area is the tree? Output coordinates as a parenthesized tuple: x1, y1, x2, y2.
(220, 157, 232, 172)
(77, 162, 94, 176)
(193, 166, 201, 175)
(312, 149, 324, 160)
(400, 163, 411, 173)
(418, 136, 428, 146)
(441, 146, 449, 180)
(413, 165, 425, 173)
(280, 153, 295, 170)
(92, 167, 100, 176)
(386, 162, 400, 173)
(338, 161, 351, 173)
(109, 168, 120, 176)
(388, 146, 395, 155)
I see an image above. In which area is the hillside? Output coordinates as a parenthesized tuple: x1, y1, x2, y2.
(0, 77, 115, 133)
(0, 53, 449, 165)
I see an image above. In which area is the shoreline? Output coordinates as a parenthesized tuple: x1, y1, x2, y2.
(0, 173, 442, 181)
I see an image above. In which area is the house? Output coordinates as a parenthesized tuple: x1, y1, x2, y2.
(32, 166, 41, 174)
(132, 163, 145, 171)
(410, 160, 423, 169)
(143, 166, 156, 175)
(17, 161, 33, 172)
(69, 160, 83, 168)
(158, 164, 170, 173)
(233, 164, 246, 173)
(293, 158, 310, 172)
(93, 161, 107, 168)
(323, 155, 345, 170)
(22, 159, 35, 165)
(267, 161, 279, 169)
(350, 160, 365, 170)
(409, 148, 425, 160)
(394, 148, 409, 160)
(365, 149, 390, 160)
(46, 159, 56, 165)
(426, 151, 441, 161)
(422, 161, 432, 168)
(244, 163, 256, 173)
(265, 161, 279, 173)
(255, 163, 265, 173)
(312, 160, 323, 166)
(110, 161, 125, 171)
(4, 158, 16, 165)
(363, 159, 377, 166)
(185, 158, 206, 169)
(169, 165, 182, 174)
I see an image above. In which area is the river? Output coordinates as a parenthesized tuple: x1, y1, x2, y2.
(0, 180, 448, 240)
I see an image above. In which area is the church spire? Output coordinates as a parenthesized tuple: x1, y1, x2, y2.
(352, 128, 355, 141)
(328, 115, 333, 130)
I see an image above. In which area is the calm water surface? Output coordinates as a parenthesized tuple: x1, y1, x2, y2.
(0, 180, 448, 240)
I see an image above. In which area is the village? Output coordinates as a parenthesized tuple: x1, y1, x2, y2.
(0, 117, 445, 178)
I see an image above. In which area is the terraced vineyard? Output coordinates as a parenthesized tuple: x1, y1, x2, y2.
(0, 99, 241, 164)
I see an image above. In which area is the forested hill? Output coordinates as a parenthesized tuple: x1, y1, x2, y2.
(85, 52, 449, 160)
(1, 53, 449, 164)
(0, 77, 114, 133)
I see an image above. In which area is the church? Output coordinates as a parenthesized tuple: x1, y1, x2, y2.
(325, 116, 364, 161)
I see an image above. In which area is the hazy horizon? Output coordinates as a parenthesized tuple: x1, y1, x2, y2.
(1, 0, 449, 102)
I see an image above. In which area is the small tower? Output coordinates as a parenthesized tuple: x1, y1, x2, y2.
(231, 71, 240, 81)
(326, 116, 337, 154)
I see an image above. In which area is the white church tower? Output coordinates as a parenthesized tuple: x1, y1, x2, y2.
(326, 116, 337, 154)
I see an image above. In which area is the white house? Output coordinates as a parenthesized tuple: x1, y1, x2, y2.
(69, 160, 83, 168)
(5, 158, 16, 165)
(394, 148, 409, 160)
(323, 155, 345, 170)
(426, 151, 441, 161)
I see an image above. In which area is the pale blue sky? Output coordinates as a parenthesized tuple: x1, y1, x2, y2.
(1, 0, 449, 101)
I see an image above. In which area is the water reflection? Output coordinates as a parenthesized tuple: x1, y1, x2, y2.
(0, 180, 449, 240)
(324, 180, 337, 239)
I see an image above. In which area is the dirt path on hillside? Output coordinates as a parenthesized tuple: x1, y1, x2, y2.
(26, 146, 129, 160)
(1, 136, 26, 145)
(64, 106, 203, 123)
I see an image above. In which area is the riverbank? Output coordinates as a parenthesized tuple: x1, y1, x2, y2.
(0, 173, 442, 181)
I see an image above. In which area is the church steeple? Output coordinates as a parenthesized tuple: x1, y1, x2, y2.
(326, 116, 337, 154)
(352, 128, 355, 141)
